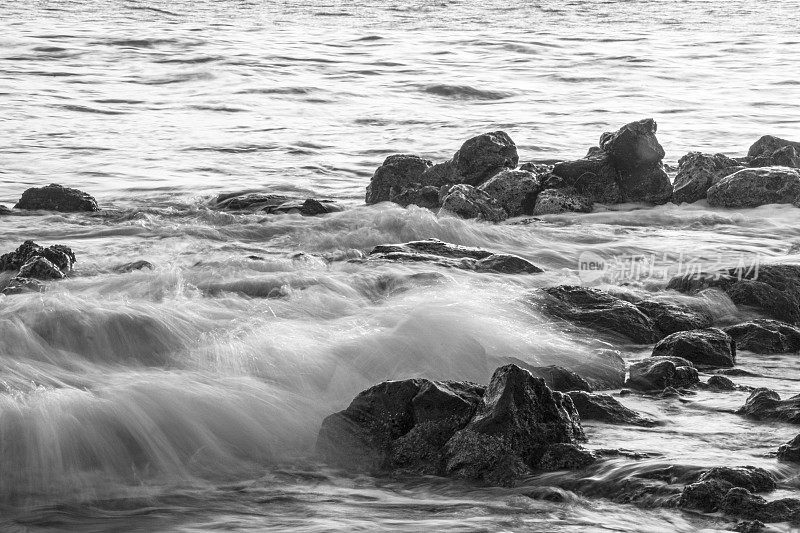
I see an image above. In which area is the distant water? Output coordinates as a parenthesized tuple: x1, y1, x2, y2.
(1, 1, 800, 532)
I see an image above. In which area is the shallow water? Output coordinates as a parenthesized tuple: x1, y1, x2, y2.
(2, 1, 800, 531)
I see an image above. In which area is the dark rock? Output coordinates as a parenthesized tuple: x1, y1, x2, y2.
(267, 198, 344, 216)
(17, 257, 65, 280)
(777, 434, 800, 463)
(541, 286, 659, 344)
(651, 328, 736, 368)
(14, 183, 99, 212)
(671, 152, 745, 204)
(616, 164, 672, 205)
(477, 169, 541, 217)
(443, 429, 531, 486)
(633, 299, 714, 337)
(532, 187, 593, 215)
(626, 356, 699, 391)
(747, 135, 800, 160)
(570, 349, 627, 390)
(723, 319, 800, 354)
(567, 391, 658, 427)
(537, 443, 596, 471)
(367, 239, 542, 274)
(113, 260, 155, 273)
(680, 466, 777, 514)
(736, 388, 800, 424)
(439, 184, 507, 221)
(733, 520, 766, 533)
(721, 487, 800, 523)
(706, 375, 736, 391)
(0, 204, 10, 215)
(528, 366, 592, 393)
(215, 193, 290, 210)
(699, 466, 776, 493)
(601, 118, 665, 172)
(679, 478, 735, 512)
(0, 240, 75, 280)
(707, 167, 800, 208)
(551, 152, 623, 204)
(366, 155, 433, 205)
(389, 183, 441, 209)
(751, 145, 800, 168)
(450, 131, 519, 186)
(0, 277, 45, 295)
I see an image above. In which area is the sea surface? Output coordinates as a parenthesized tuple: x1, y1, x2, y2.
(1, 1, 800, 531)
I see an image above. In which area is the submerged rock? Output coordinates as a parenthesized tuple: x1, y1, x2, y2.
(0, 277, 45, 295)
(541, 285, 659, 344)
(113, 260, 155, 273)
(671, 152, 744, 204)
(439, 184, 507, 221)
(705, 375, 736, 391)
(14, 183, 99, 212)
(366, 239, 542, 274)
(532, 187, 593, 215)
(215, 192, 290, 210)
(566, 391, 658, 427)
(366, 154, 434, 205)
(266, 198, 344, 216)
(777, 434, 800, 463)
(626, 356, 699, 391)
(707, 167, 800, 208)
(736, 388, 800, 424)
(477, 169, 541, 217)
(651, 328, 736, 368)
(723, 319, 800, 354)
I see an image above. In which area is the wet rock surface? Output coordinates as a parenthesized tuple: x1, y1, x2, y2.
(215, 192, 291, 210)
(266, 198, 344, 215)
(366, 154, 434, 205)
(707, 167, 800, 208)
(633, 299, 714, 336)
(747, 135, 800, 167)
(439, 184, 507, 221)
(736, 388, 800, 424)
(566, 391, 658, 427)
(14, 183, 99, 212)
(477, 169, 541, 217)
(679, 466, 777, 514)
(671, 152, 745, 204)
(0, 240, 77, 295)
(777, 434, 800, 463)
(723, 319, 800, 354)
(366, 239, 542, 274)
(388, 183, 441, 209)
(532, 187, 593, 215)
(626, 356, 699, 391)
(651, 328, 736, 369)
(527, 365, 593, 392)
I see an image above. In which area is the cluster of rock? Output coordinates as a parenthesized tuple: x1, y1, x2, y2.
(0, 240, 76, 294)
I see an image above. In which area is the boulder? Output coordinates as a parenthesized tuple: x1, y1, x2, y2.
(651, 328, 736, 368)
(389, 183, 441, 209)
(450, 131, 519, 186)
(600, 118, 665, 172)
(671, 152, 745, 204)
(736, 388, 800, 424)
(566, 391, 658, 427)
(625, 356, 699, 391)
(747, 135, 800, 161)
(439, 184, 507, 221)
(366, 239, 542, 274)
(215, 192, 290, 210)
(723, 319, 800, 354)
(633, 299, 714, 337)
(477, 169, 541, 217)
(777, 434, 800, 463)
(551, 153, 623, 204)
(266, 198, 344, 215)
(17, 257, 65, 280)
(0, 240, 75, 277)
(532, 188, 592, 215)
(721, 488, 800, 524)
(0, 204, 10, 215)
(366, 155, 433, 205)
(616, 164, 672, 205)
(705, 375, 736, 391)
(679, 466, 777, 513)
(537, 443, 596, 471)
(527, 366, 592, 392)
(707, 167, 800, 208)
(541, 286, 659, 344)
(679, 478, 735, 512)
(14, 183, 99, 212)
(750, 145, 800, 168)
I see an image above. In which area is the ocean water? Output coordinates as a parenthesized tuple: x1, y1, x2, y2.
(1, 1, 800, 531)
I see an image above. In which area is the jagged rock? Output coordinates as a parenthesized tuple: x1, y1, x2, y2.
(706, 375, 736, 391)
(532, 187, 593, 215)
(601, 118, 666, 171)
(527, 366, 592, 392)
(721, 488, 800, 523)
(680, 478, 736, 512)
(389, 183, 441, 209)
(671, 152, 745, 204)
(567, 391, 658, 427)
(439, 184, 507, 221)
(778, 434, 800, 463)
(215, 192, 290, 210)
(366, 155, 434, 204)
(267, 198, 344, 215)
(113, 260, 155, 273)
(723, 319, 800, 354)
(14, 183, 99, 212)
(747, 135, 800, 161)
(633, 299, 714, 337)
(679, 467, 777, 514)
(736, 388, 800, 424)
(651, 328, 736, 368)
(477, 169, 541, 216)
(367, 239, 542, 274)
(626, 356, 699, 391)
(751, 145, 800, 168)
(0, 240, 75, 278)
(707, 167, 800, 208)
(0, 204, 10, 215)
(538, 443, 596, 471)
(551, 152, 623, 204)
(17, 257, 64, 280)
(449, 131, 519, 186)
(541, 285, 659, 344)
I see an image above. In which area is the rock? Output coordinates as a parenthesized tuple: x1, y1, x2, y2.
(706, 375, 736, 391)
(14, 183, 99, 212)
(267, 198, 344, 215)
(721, 487, 800, 523)
(651, 328, 736, 368)
(707, 167, 800, 208)
(367, 239, 542, 274)
(541, 286, 659, 344)
(439, 184, 507, 221)
(633, 299, 714, 337)
(366, 155, 434, 205)
(733, 520, 766, 533)
(537, 443, 596, 471)
(450, 131, 519, 186)
(0, 240, 75, 276)
(747, 135, 800, 160)
(0, 204, 10, 215)
(570, 349, 627, 390)
(616, 164, 672, 205)
(527, 366, 592, 392)
(671, 152, 745, 204)
(626, 356, 699, 391)
(17, 256, 65, 280)
(477, 169, 541, 217)
(532, 187, 593, 215)
(0, 277, 45, 295)
(736, 388, 800, 424)
(113, 260, 155, 273)
(680, 478, 736, 512)
(551, 153, 623, 204)
(215, 192, 290, 210)
(567, 391, 658, 427)
(600, 118, 665, 172)
(723, 319, 800, 354)
(443, 428, 531, 486)
(389, 183, 441, 209)
(751, 145, 800, 168)
(777, 434, 800, 463)
(699, 466, 776, 493)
